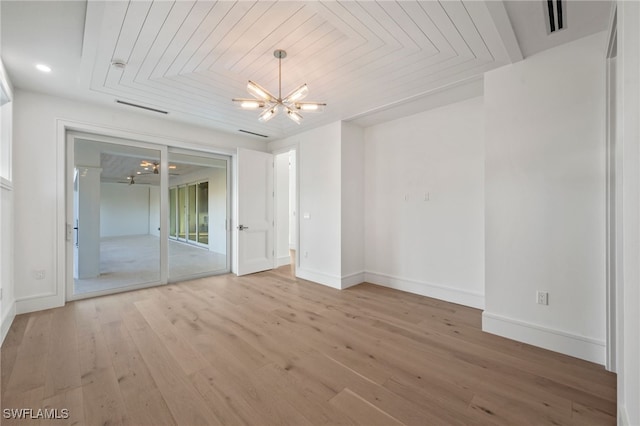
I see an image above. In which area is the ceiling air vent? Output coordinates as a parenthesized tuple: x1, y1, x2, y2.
(546, 0, 565, 33)
(116, 100, 168, 115)
(238, 129, 269, 138)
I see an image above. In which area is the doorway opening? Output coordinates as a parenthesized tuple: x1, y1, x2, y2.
(275, 149, 297, 273)
(67, 133, 230, 300)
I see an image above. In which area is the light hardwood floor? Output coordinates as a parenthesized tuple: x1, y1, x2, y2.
(1, 266, 616, 425)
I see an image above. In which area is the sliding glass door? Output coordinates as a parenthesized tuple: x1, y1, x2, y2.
(167, 151, 228, 282)
(67, 133, 230, 300)
(72, 138, 161, 296)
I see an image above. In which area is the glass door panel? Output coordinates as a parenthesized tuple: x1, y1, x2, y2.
(177, 186, 186, 240)
(188, 184, 197, 243)
(169, 187, 177, 238)
(197, 182, 209, 245)
(168, 151, 228, 281)
(73, 138, 161, 296)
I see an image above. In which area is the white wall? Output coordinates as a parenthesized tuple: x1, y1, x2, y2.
(275, 152, 290, 266)
(0, 57, 15, 344)
(100, 183, 151, 238)
(483, 32, 607, 364)
(298, 123, 342, 286)
(12, 89, 262, 314)
(341, 122, 365, 286)
(363, 97, 485, 308)
(617, 2, 640, 424)
(288, 151, 297, 250)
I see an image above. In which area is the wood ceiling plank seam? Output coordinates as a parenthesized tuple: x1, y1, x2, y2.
(181, 1, 245, 74)
(408, 1, 455, 54)
(437, 0, 480, 60)
(133, 1, 197, 82)
(148, 1, 210, 80)
(173, 2, 237, 76)
(162, 1, 220, 78)
(228, 6, 319, 76)
(345, 56, 492, 111)
(237, 15, 340, 82)
(236, 38, 371, 99)
(325, 1, 382, 43)
(459, 1, 496, 61)
(193, 3, 269, 73)
(109, 76, 233, 114)
(350, 1, 416, 53)
(103, 1, 132, 88)
(115, 77, 221, 110)
(193, 1, 276, 73)
(310, 53, 472, 108)
(130, 1, 180, 85)
(367, 1, 425, 54)
(123, 71, 252, 111)
(108, 1, 153, 87)
(379, 1, 439, 54)
(313, 1, 369, 44)
(121, 1, 178, 87)
(276, 46, 448, 101)
(100, 79, 218, 118)
(337, 1, 402, 50)
(230, 13, 334, 79)
(463, 0, 516, 64)
(252, 26, 346, 87)
(245, 26, 354, 87)
(224, 3, 308, 73)
(417, 0, 470, 58)
(441, 0, 492, 61)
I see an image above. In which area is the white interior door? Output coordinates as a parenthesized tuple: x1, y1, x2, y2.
(237, 148, 274, 276)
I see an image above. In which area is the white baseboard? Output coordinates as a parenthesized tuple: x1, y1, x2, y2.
(1, 299, 16, 345)
(364, 271, 484, 309)
(16, 293, 64, 315)
(296, 268, 342, 289)
(618, 404, 630, 426)
(296, 268, 365, 290)
(276, 255, 291, 268)
(341, 271, 365, 289)
(482, 311, 606, 365)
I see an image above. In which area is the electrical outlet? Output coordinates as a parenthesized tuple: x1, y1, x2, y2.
(536, 291, 549, 305)
(33, 270, 46, 280)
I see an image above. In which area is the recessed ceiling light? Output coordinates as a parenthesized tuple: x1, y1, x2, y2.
(36, 64, 51, 73)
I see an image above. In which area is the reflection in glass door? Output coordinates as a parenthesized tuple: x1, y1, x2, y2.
(178, 186, 186, 240)
(168, 151, 228, 281)
(188, 184, 197, 243)
(72, 138, 161, 296)
(169, 187, 177, 238)
(197, 182, 209, 244)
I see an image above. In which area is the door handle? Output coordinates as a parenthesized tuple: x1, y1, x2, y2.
(237, 224, 249, 231)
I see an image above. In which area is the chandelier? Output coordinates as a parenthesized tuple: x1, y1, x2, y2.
(232, 49, 326, 124)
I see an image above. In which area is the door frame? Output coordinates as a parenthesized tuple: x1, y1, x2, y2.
(272, 145, 299, 273)
(604, 5, 618, 372)
(65, 131, 168, 301)
(58, 120, 233, 302)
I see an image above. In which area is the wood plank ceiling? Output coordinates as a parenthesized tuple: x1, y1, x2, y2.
(85, 1, 516, 139)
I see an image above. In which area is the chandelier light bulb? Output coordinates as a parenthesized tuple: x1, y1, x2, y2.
(232, 49, 326, 124)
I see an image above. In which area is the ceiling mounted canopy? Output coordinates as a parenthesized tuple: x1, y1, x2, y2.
(232, 49, 326, 124)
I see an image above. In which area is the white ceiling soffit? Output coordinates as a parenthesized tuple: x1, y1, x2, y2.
(79, 0, 520, 139)
(503, 0, 612, 59)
